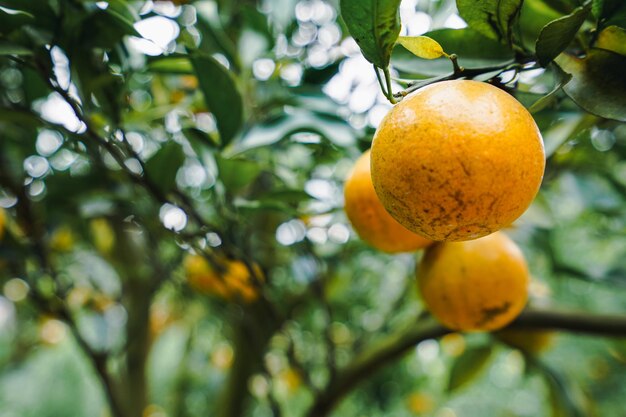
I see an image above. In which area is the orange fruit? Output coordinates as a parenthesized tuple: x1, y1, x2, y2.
(344, 150, 432, 253)
(496, 329, 554, 354)
(417, 231, 529, 331)
(184, 254, 263, 303)
(0, 208, 5, 241)
(371, 80, 545, 241)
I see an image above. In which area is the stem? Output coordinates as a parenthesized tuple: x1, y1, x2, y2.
(216, 301, 283, 417)
(123, 282, 152, 416)
(392, 60, 519, 100)
(306, 308, 626, 417)
(383, 67, 397, 104)
(374, 65, 389, 98)
(449, 53, 464, 75)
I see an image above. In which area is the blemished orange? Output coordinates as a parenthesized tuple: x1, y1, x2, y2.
(417, 231, 529, 331)
(344, 150, 432, 253)
(184, 254, 263, 303)
(371, 80, 545, 241)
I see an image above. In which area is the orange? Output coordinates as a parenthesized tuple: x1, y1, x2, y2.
(183, 254, 263, 303)
(496, 329, 554, 354)
(0, 208, 5, 241)
(417, 231, 529, 331)
(371, 80, 545, 241)
(344, 150, 432, 253)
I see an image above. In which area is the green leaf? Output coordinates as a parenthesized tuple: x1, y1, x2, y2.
(190, 54, 243, 147)
(0, 108, 44, 126)
(592, 0, 626, 25)
(518, 0, 563, 52)
(183, 127, 220, 151)
(0, 41, 31, 55)
(541, 113, 587, 158)
(392, 29, 514, 78)
(340, 0, 402, 68)
(448, 346, 494, 392)
(232, 109, 355, 154)
(148, 56, 194, 74)
(215, 155, 262, 193)
(397, 36, 446, 59)
(528, 63, 572, 113)
(144, 141, 186, 194)
(596, 25, 626, 55)
(0, 6, 35, 35)
(556, 49, 626, 121)
(456, 0, 523, 43)
(537, 361, 588, 417)
(535, 5, 590, 66)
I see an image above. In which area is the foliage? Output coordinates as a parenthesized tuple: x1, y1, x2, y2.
(0, 1, 625, 417)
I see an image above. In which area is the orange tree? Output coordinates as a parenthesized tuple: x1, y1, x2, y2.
(0, 0, 625, 416)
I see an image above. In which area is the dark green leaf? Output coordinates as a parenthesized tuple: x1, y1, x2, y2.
(191, 54, 243, 147)
(448, 346, 494, 392)
(592, 0, 625, 24)
(392, 29, 514, 77)
(535, 5, 590, 66)
(195, 2, 240, 70)
(340, 0, 402, 68)
(528, 63, 572, 113)
(78, 6, 140, 50)
(0, 41, 31, 55)
(556, 49, 626, 121)
(0, 7, 34, 35)
(456, 0, 523, 43)
(183, 127, 220, 150)
(233, 109, 355, 154)
(215, 155, 262, 193)
(0, 108, 44, 126)
(145, 141, 186, 194)
(518, 0, 563, 52)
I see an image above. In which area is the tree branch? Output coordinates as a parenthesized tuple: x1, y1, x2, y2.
(391, 59, 541, 100)
(306, 308, 626, 417)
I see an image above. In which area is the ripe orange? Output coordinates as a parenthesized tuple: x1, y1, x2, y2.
(184, 254, 263, 303)
(417, 231, 529, 331)
(371, 80, 545, 241)
(344, 150, 432, 253)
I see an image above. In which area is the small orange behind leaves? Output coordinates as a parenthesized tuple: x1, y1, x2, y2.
(183, 254, 263, 302)
(0, 208, 6, 241)
(406, 392, 435, 415)
(344, 150, 432, 253)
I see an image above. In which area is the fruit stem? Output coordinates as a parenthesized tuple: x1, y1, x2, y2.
(383, 67, 397, 104)
(374, 65, 389, 98)
(449, 54, 464, 75)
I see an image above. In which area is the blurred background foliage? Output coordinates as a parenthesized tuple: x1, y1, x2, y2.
(0, 0, 625, 417)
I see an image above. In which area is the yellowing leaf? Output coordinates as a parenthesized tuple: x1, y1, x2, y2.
(596, 25, 626, 56)
(398, 36, 446, 59)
